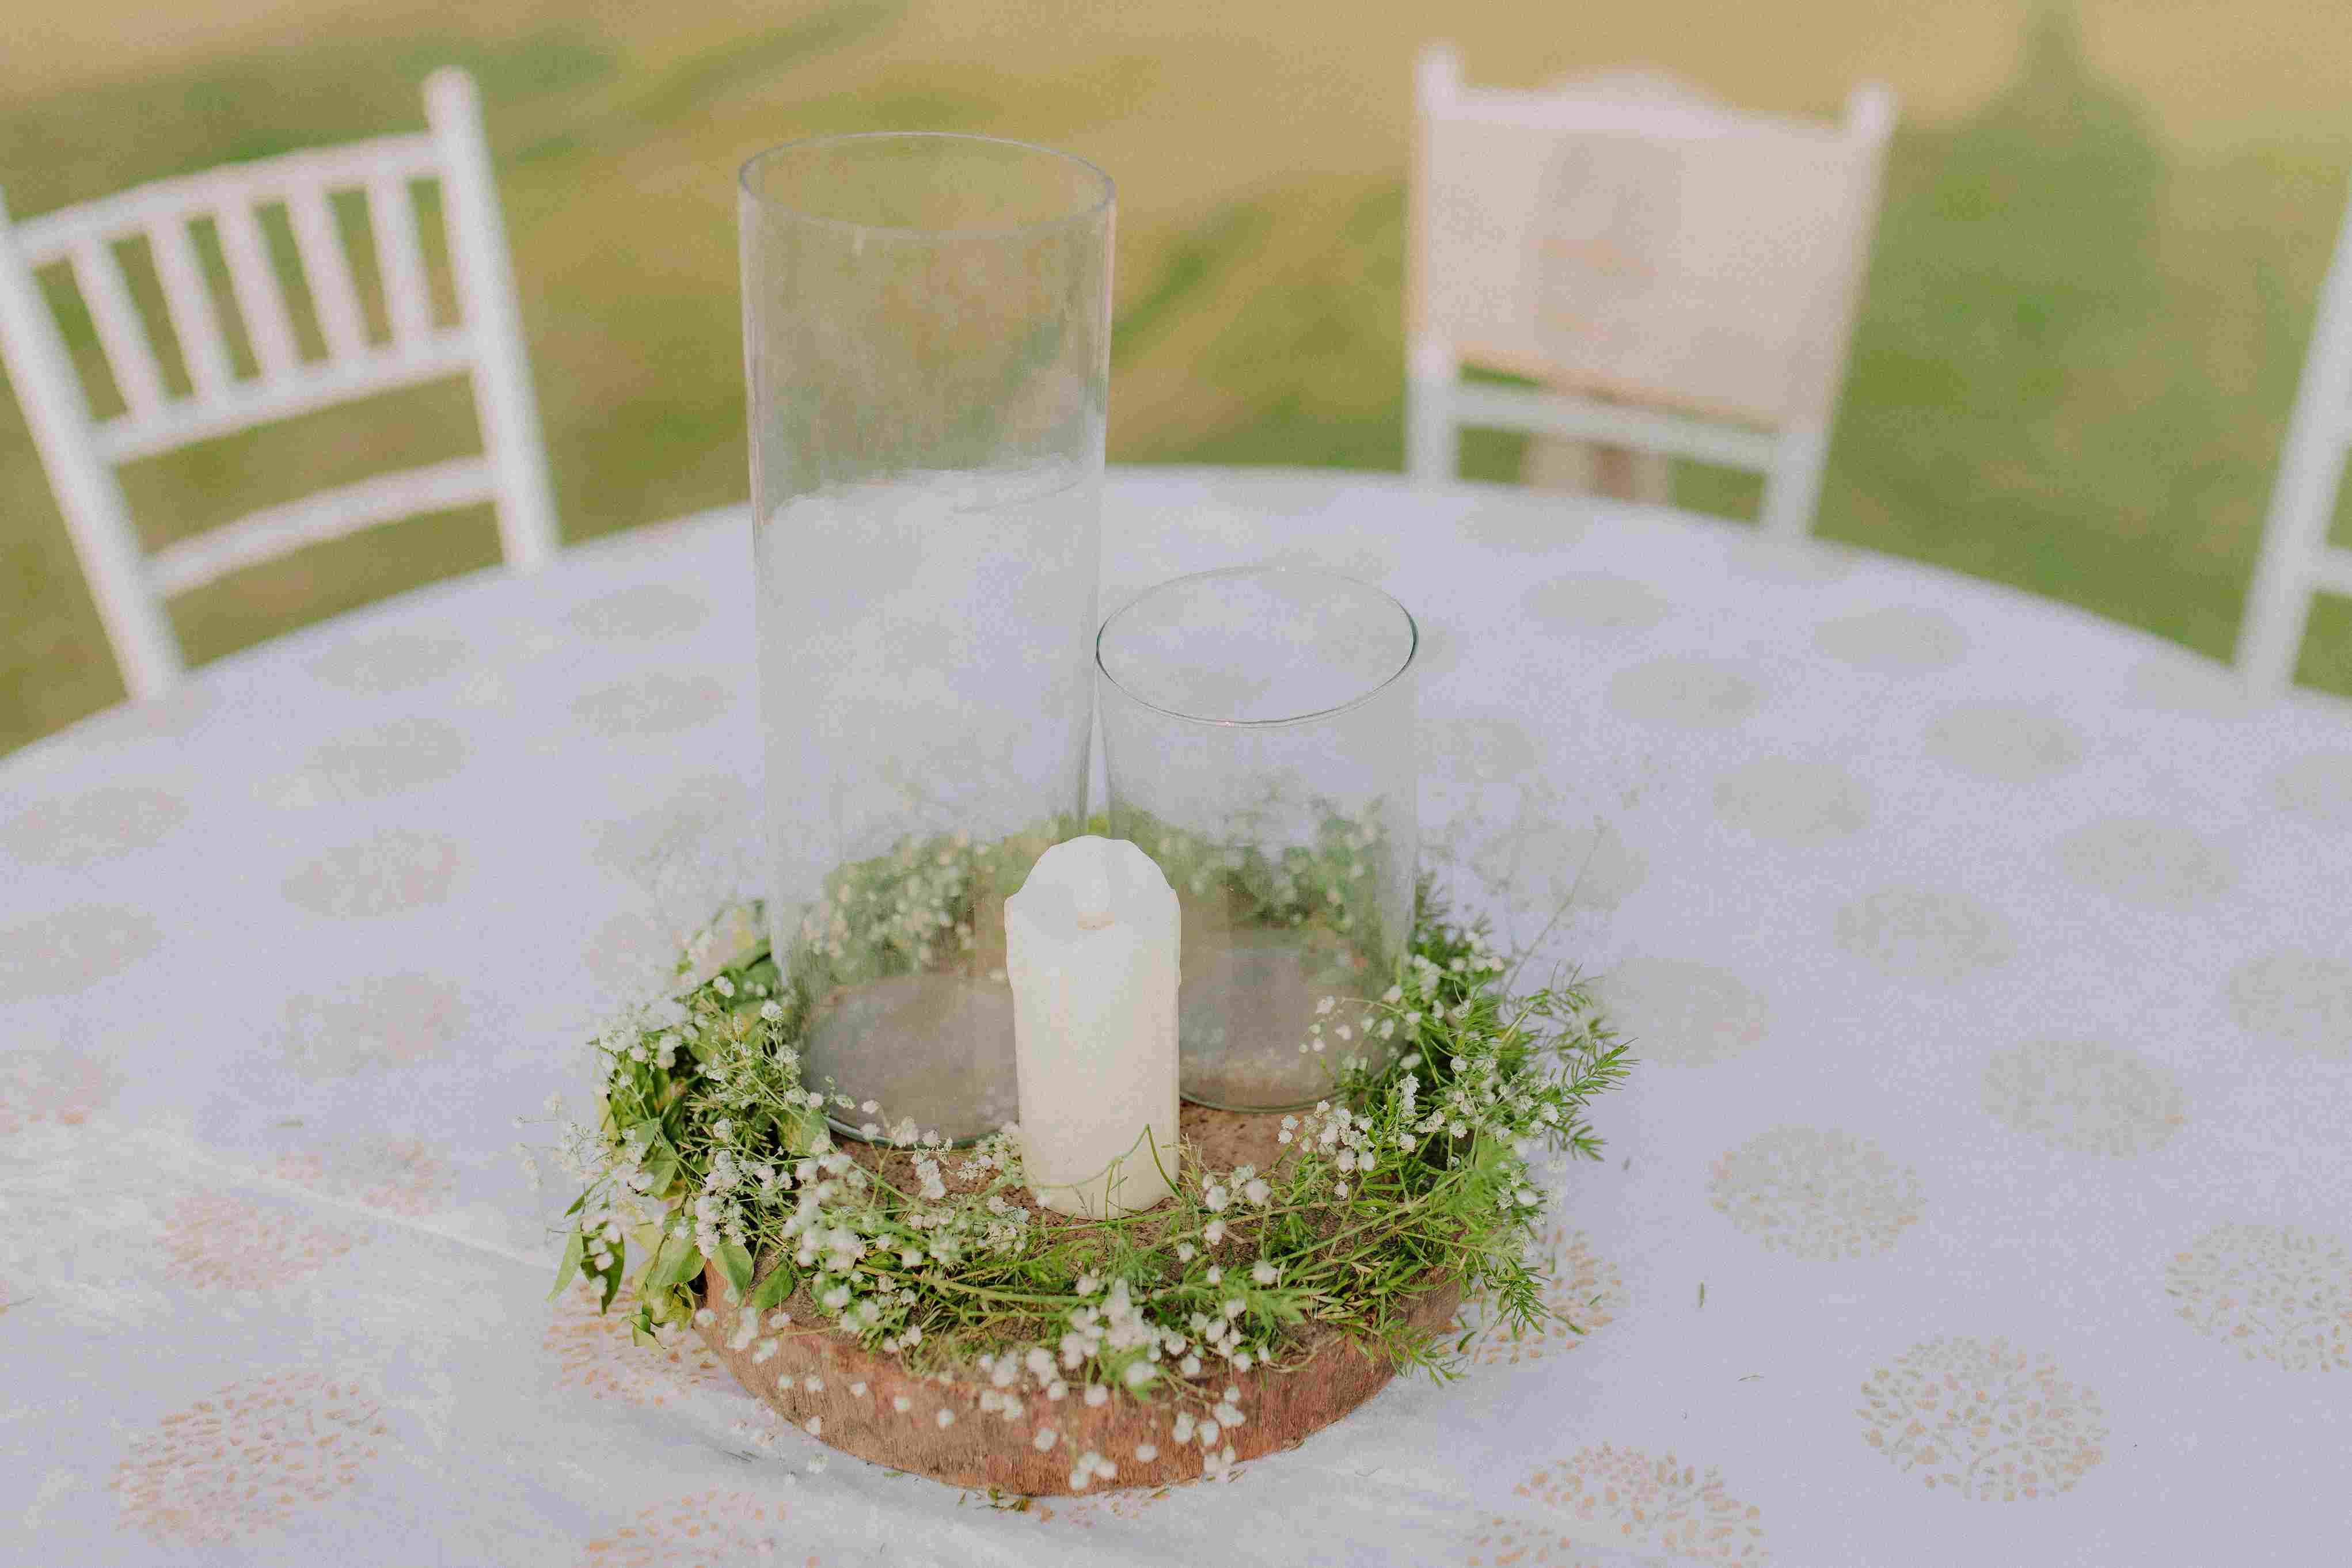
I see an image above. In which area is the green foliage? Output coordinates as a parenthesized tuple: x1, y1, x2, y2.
(555, 872, 1631, 1409)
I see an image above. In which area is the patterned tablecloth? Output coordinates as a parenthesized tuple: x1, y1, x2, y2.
(4, 467, 2349, 1567)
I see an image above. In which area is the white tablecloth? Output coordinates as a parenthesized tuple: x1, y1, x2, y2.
(4, 467, 2349, 1566)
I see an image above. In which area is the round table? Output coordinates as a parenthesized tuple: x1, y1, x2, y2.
(4, 467, 2349, 1566)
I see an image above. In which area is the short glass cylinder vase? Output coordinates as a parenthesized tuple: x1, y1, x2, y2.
(1096, 566, 1420, 1112)
(741, 132, 1114, 1143)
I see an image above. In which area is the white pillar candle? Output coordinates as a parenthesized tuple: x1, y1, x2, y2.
(1005, 835, 1180, 1218)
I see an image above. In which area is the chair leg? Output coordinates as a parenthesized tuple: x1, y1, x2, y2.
(1405, 373, 1455, 486)
(1759, 426, 1829, 541)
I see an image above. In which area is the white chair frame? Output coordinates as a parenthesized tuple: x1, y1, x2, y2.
(2238, 175, 2352, 695)
(0, 67, 556, 701)
(1407, 44, 1896, 539)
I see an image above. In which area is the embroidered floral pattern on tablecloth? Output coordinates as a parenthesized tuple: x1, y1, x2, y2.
(282, 829, 465, 917)
(272, 1140, 454, 1216)
(306, 628, 472, 692)
(279, 972, 472, 1076)
(2055, 817, 2235, 909)
(2274, 751, 2352, 824)
(1982, 1039, 2187, 1156)
(1708, 1126, 1924, 1259)
(1835, 886, 2012, 983)
(2226, 950, 2352, 1061)
(162, 1189, 358, 1291)
(572, 673, 735, 739)
(583, 1490, 813, 1566)
(1474, 1226, 1624, 1365)
(1593, 957, 1769, 1068)
(2165, 1223, 2352, 1372)
(546, 1284, 734, 1406)
(1924, 702, 2083, 783)
(0, 783, 189, 866)
(1712, 758, 1871, 846)
(0, 1047, 117, 1136)
(110, 1371, 386, 1544)
(0, 904, 162, 1001)
(1499, 1447, 1769, 1562)
(1857, 1336, 2106, 1500)
(1607, 657, 1761, 729)
(1462, 1513, 1613, 1567)
(261, 716, 470, 808)
(1814, 607, 1968, 673)
(565, 584, 710, 640)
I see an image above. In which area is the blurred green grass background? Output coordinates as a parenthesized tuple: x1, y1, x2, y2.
(5, 0, 2350, 752)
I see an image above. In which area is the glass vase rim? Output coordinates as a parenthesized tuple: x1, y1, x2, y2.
(736, 130, 1115, 239)
(1095, 564, 1420, 730)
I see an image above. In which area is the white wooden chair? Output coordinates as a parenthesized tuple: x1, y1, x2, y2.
(1407, 43, 1896, 539)
(0, 67, 556, 701)
(2238, 176, 2352, 695)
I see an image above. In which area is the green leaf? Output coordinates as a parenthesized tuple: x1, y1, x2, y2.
(563, 1187, 590, 1218)
(639, 1137, 680, 1197)
(549, 1230, 584, 1299)
(716, 1240, 755, 1296)
(648, 1232, 705, 1292)
(748, 1260, 798, 1312)
(781, 1103, 826, 1159)
(598, 1236, 626, 1311)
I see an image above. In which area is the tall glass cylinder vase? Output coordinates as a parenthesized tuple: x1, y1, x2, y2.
(1096, 567, 1420, 1112)
(742, 133, 1113, 1143)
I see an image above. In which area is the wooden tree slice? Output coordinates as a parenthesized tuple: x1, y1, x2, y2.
(692, 1105, 1462, 1494)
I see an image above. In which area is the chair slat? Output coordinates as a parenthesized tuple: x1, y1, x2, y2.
(146, 217, 236, 402)
(1448, 379, 1779, 470)
(2317, 546, 2352, 596)
(67, 238, 169, 418)
(146, 453, 495, 596)
(9, 135, 439, 268)
(214, 201, 302, 377)
(286, 185, 370, 360)
(90, 328, 470, 463)
(366, 172, 435, 348)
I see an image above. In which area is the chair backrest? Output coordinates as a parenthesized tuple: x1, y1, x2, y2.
(2238, 173, 2352, 695)
(1407, 43, 1896, 538)
(0, 67, 556, 701)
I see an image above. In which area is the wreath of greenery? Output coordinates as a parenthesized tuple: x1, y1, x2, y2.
(550, 825, 1631, 1432)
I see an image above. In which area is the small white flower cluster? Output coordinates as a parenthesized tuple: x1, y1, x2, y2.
(793, 830, 986, 976)
(1169, 1398, 1243, 1475)
(1126, 812, 1387, 939)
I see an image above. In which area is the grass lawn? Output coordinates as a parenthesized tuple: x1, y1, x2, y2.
(4, 1, 2350, 752)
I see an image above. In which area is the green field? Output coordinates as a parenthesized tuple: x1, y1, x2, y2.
(5, 2, 2350, 752)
